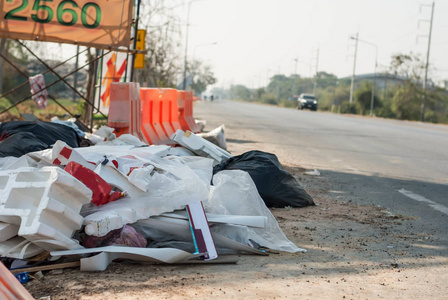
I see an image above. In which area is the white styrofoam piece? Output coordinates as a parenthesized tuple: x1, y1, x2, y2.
(0, 222, 19, 242)
(0, 236, 44, 259)
(167, 147, 195, 157)
(127, 165, 155, 192)
(186, 201, 218, 260)
(161, 212, 267, 228)
(0, 167, 92, 251)
(94, 163, 147, 198)
(27, 140, 95, 170)
(82, 191, 202, 236)
(50, 246, 199, 271)
(75, 145, 170, 160)
(171, 130, 232, 163)
(83, 153, 210, 237)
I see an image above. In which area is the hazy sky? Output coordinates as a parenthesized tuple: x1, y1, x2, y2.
(175, 0, 448, 89)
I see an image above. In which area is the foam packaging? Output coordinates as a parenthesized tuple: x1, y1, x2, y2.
(0, 167, 92, 251)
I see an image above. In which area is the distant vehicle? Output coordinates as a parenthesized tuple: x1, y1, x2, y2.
(298, 93, 318, 111)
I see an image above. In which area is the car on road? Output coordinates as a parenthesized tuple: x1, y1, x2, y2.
(298, 94, 318, 111)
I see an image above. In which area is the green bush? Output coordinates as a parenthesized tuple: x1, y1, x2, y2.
(340, 101, 359, 114)
(424, 111, 438, 123)
(260, 93, 278, 105)
(278, 100, 297, 108)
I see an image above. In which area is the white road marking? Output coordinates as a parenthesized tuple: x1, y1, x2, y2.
(398, 188, 448, 215)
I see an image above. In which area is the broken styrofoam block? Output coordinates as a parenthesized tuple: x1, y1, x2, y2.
(127, 165, 155, 192)
(0, 236, 44, 259)
(79, 151, 210, 237)
(65, 162, 123, 206)
(51, 246, 200, 271)
(82, 193, 201, 237)
(76, 145, 170, 161)
(0, 222, 19, 242)
(0, 167, 92, 251)
(28, 140, 96, 170)
(94, 163, 147, 198)
(171, 130, 232, 163)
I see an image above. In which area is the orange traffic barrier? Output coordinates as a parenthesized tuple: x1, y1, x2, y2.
(140, 88, 182, 144)
(185, 91, 200, 133)
(158, 88, 178, 138)
(168, 92, 183, 132)
(177, 90, 189, 132)
(177, 91, 200, 133)
(108, 83, 147, 144)
(140, 88, 164, 144)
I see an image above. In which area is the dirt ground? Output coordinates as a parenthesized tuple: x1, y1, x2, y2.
(23, 162, 447, 299)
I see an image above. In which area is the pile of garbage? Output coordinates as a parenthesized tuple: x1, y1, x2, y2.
(0, 120, 314, 283)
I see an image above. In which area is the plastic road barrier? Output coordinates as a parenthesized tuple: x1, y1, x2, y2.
(140, 88, 171, 144)
(158, 88, 180, 138)
(107, 83, 147, 144)
(177, 91, 200, 133)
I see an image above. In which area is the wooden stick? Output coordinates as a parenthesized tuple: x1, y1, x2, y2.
(10, 261, 80, 274)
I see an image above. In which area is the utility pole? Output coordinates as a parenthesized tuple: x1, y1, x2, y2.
(351, 35, 378, 116)
(313, 49, 319, 95)
(349, 32, 359, 103)
(292, 58, 298, 100)
(182, 0, 202, 90)
(420, 2, 435, 122)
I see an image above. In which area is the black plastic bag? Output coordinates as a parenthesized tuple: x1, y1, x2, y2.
(0, 121, 81, 158)
(213, 150, 314, 208)
(0, 132, 48, 158)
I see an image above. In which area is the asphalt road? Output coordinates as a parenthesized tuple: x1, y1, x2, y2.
(194, 100, 448, 245)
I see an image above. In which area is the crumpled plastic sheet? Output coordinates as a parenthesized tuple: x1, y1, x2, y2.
(163, 155, 214, 188)
(51, 117, 86, 138)
(80, 151, 211, 236)
(205, 170, 306, 253)
(0, 156, 37, 170)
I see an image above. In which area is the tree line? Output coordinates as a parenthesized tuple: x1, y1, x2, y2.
(214, 53, 448, 124)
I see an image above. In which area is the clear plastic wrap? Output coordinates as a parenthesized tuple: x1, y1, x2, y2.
(206, 170, 306, 253)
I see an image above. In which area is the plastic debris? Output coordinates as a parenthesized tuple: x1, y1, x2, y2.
(305, 169, 321, 176)
(171, 129, 232, 163)
(0, 262, 34, 300)
(0, 167, 92, 251)
(197, 124, 227, 150)
(51, 246, 201, 272)
(0, 117, 310, 275)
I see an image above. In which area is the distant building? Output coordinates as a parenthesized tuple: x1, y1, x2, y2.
(340, 73, 408, 90)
